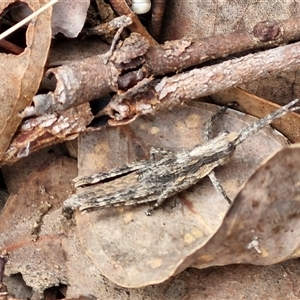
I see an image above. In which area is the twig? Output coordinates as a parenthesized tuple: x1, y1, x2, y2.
(106, 39, 300, 125)
(22, 26, 300, 121)
(145, 18, 300, 76)
(1, 104, 93, 166)
(21, 33, 149, 117)
(149, 0, 166, 40)
(0, 39, 23, 54)
(82, 15, 132, 36)
(109, 0, 157, 45)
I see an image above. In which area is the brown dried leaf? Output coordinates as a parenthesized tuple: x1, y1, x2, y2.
(73, 102, 288, 287)
(161, 0, 299, 41)
(77, 126, 149, 177)
(65, 260, 300, 299)
(189, 143, 300, 269)
(0, 1, 52, 161)
(1, 144, 68, 194)
(62, 232, 117, 298)
(3, 260, 300, 299)
(212, 88, 300, 143)
(0, 157, 77, 291)
(0, 153, 109, 297)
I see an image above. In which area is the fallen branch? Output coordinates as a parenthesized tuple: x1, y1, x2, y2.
(109, 0, 157, 45)
(2, 104, 93, 166)
(21, 17, 300, 119)
(21, 32, 150, 117)
(106, 39, 300, 124)
(145, 18, 300, 76)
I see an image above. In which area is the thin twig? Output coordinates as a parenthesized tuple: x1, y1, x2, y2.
(149, 0, 166, 40)
(145, 18, 300, 76)
(109, 0, 157, 45)
(0, 39, 23, 54)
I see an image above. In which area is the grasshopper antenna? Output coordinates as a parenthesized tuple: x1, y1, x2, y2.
(233, 99, 300, 146)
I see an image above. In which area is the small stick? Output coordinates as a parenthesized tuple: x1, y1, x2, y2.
(0, 0, 58, 41)
(0, 39, 23, 54)
(149, 0, 166, 40)
(109, 0, 157, 45)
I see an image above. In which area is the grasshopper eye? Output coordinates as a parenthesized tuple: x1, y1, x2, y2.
(131, 0, 151, 14)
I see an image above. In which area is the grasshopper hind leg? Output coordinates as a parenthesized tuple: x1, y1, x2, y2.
(205, 105, 233, 205)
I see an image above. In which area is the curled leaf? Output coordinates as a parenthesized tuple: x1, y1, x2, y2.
(0, 0, 52, 161)
(190, 144, 300, 269)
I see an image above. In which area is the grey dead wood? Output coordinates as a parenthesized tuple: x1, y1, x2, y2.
(106, 40, 300, 123)
(7, 17, 300, 166)
(0, 104, 93, 166)
(20, 17, 300, 119)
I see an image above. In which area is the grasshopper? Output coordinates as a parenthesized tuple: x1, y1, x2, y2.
(64, 99, 299, 215)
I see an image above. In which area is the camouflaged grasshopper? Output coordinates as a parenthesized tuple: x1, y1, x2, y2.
(64, 99, 299, 215)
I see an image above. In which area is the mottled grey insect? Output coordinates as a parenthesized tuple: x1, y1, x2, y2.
(64, 99, 299, 215)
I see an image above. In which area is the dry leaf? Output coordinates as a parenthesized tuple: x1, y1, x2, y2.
(0, 153, 112, 298)
(73, 101, 289, 287)
(161, 0, 299, 41)
(0, 1, 52, 161)
(0, 157, 77, 292)
(1, 144, 68, 194)
(77, 126, 149, 177)
(51, 0, 89, 37)
(188, 143, 300, 269)
(212, 88, 300, 143)
(3, 260, 300, 299)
